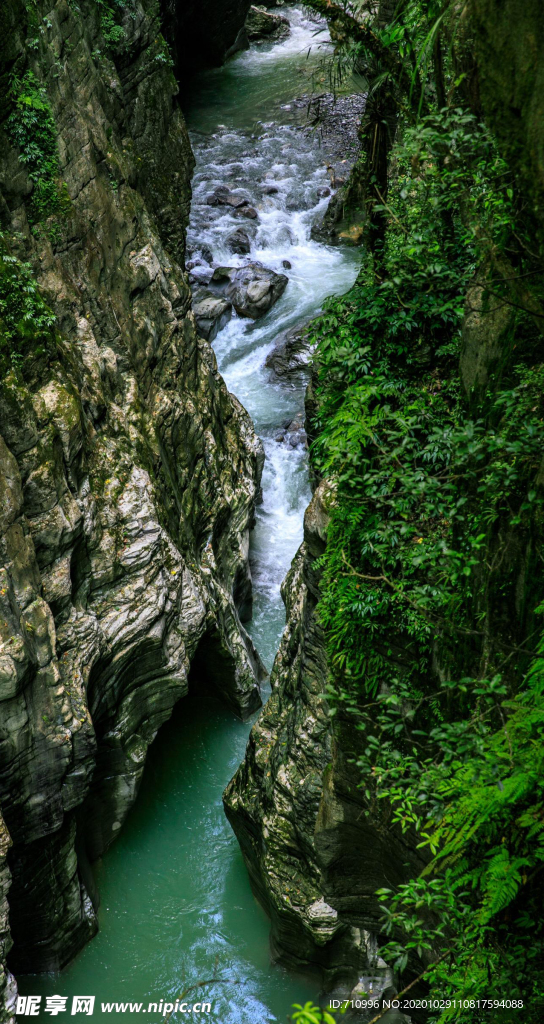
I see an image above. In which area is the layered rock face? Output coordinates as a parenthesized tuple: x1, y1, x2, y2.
(224, 484, 423, 1004)
(0, 0, 263, 999)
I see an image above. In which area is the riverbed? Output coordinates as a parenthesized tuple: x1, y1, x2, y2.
(21, 8, 360, 1021)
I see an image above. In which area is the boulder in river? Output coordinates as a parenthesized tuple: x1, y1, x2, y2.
(192, 294, 233, 341)
(187, 244, 214, 265)
(209, 263, 288, 319)
(206, 185, 249, 209)
(227, 228, 252, 254)
(233, 205, 259, 220)
(188, 265, 214, 286)
(189, 266, 215, 286)
(245, 6, 290, 42)
(265, 319, 314, 381)
(275, 412, 307, 449)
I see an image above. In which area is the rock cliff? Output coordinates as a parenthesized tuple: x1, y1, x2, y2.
(0, 0, 263, 1009)
(225, 482, 425, 1006)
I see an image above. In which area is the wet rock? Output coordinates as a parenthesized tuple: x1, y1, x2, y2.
(227, 228, 252, 254)
(246, 5, 290, 42)
(209, 263, 288, 319)
(262, 183, 279, 195)
(187, 245, 214, 266)
(317, 185, 330, 198)
(206, 185, 249, 209)
(233, 205, 259, 220)
(224, 487, 343, 984)
(266, 320, 313, 381)
(311, 187, 364, 246)
(282, 259, 292, 269)
(193, 295, 233, 341)
(188, 265, 214, 285)
(275, 412, 307, 448)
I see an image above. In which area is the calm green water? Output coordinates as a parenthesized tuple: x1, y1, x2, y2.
(20, 9, 361, 1021)
(21, 696, 315, 1021)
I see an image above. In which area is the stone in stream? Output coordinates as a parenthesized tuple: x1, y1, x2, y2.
(192, 295, 233, 341)
(187, 244, 214, 265)
(209, 263, 288, 319)
(274, 411, 307, 449)
(233, 205, 258, 220)
(227, 228, 252, 254)
(266, 319, 314, 381)
(206, 185, 249, 209)
(188, 265, 214, 286)
(245, 5, 290, 42)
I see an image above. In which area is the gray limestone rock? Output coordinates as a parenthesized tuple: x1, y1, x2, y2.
(209, 263, 288, 319)
(227, 228, 252, 255)
(233, 205, 259, 220)
(193, 295, 233, 341)
(266, 320, 314, 382)
(206, 186, 249, 209)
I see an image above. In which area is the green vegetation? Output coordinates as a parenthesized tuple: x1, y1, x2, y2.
(0, 234, 56, 372)
(94, 0, 129, 49)
(303, 0, 544, 1019)
(6, 71, 65, 222)
(290, 1003, 338, 1024)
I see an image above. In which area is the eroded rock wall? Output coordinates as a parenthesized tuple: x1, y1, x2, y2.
(0, 0, 263, 990)
(224, 483, 421, 1004)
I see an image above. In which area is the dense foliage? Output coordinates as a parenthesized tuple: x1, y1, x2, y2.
(0, 234, 56, 372)
(302, 1, 544, 1020)
(6, 70, 65, 222)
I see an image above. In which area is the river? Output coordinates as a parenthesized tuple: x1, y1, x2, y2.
(21, 7, 360, 1021)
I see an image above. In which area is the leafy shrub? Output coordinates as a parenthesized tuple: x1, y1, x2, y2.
(6, 71, 65, 222)
(0, 236, 56, 372)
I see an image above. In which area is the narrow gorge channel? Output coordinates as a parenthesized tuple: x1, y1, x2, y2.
(18, 8, 359, 1021)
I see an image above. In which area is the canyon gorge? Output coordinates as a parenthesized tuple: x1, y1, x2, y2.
(1, 2, 543, 1023)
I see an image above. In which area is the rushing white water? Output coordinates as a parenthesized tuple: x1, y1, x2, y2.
(186, 6, 360, 667)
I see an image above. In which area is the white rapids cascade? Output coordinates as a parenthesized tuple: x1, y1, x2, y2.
(186, 4, 360, 667)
